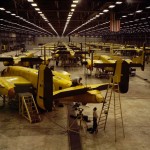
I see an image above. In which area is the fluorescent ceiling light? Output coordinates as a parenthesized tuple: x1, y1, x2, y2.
(122, 15, 127, 18)
(27, 0, 34, 2)
(99, 12, 104, 15)
(31, 3, 37, 7)
(11, 13, 16, 16)
(73, 0, 79, 3)
(146, 6, 150, 9)
(5, 11, 11, 13)
(38, 11, 42, 14)
(136, 10, 143, 13)
(128, 13, 134, 15)
(68, 14, 72, 17)
(116, 1, 122, 4)
(103, 9, 109, 13)
(71, 9, 75, 12)
(40, 14, 45, 17)
(35, 8, 40, 11)
(69, 12, 73, 15)
(109, 5, 115, 8)
(0, 8, 5, 10)
(71, 4, 76, 7)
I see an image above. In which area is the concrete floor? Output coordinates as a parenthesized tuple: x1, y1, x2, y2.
(0, 50, 150, 150)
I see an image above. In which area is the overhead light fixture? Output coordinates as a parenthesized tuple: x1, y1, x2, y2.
(116, 1, 122, 4)
(27, 0, 34, 2)
(71, 9, 75, 12)
(128, 13, 134, 15)
(90, 18, 94, 21)
(146, 6, 150, 9)
(35, 8, 40, 11)
(5, 11, 11, 13)
(40, 14, 45, 17)
(69, 12, 73, 15)
(73, 0, 79, 3)
(99, 12, 104, 15)
(109, 5, 115, 8)
(103, 9, 109, 13)
(0, 8, 5, 10)
(38, 11, 42, 14)
(122, 15, 127, 18)
(71, 4, 76, 7)
(31, 3, 37, 7)
(11, 13, 16, 16)
(136, 10, 143, 13)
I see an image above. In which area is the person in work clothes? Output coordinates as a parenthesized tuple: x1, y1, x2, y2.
(90, 107, 98, 134)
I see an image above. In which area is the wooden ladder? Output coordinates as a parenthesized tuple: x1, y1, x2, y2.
(19, 92, 41, 123)
(98, 76, 125, 141)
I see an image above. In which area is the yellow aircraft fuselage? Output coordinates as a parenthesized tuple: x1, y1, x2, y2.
(1, 66, 72, 92)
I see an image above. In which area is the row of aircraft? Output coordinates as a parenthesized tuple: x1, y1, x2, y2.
(0, 42, 147, 111)
(0, 42, 87, 67)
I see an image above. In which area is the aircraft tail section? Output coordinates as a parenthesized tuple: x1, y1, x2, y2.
(131, 43, 145, 71)
(113, 60, 129, 93)
(36, 64, 53, 111)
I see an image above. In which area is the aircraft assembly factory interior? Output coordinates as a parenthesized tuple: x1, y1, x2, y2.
(0, 0, 150, 150)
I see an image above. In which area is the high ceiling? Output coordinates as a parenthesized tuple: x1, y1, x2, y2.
(0, 0, 149, 37)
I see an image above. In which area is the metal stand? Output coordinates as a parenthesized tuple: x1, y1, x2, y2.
(67, 108, 88, 134)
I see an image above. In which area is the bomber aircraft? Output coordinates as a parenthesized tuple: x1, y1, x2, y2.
(0, 58, 129, 111)
(83, 45, 145, 77)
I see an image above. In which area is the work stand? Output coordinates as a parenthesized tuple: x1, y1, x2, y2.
(67, 108, 88, 134)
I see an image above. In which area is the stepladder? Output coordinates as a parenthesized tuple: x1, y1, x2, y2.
(97, 75, 125, 141)
(18, 92, 41, 123)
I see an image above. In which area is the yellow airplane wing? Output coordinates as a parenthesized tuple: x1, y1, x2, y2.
(54, 89, 104, 104)
(53, 84, 108, 103)
(0, 76, 32, 96)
